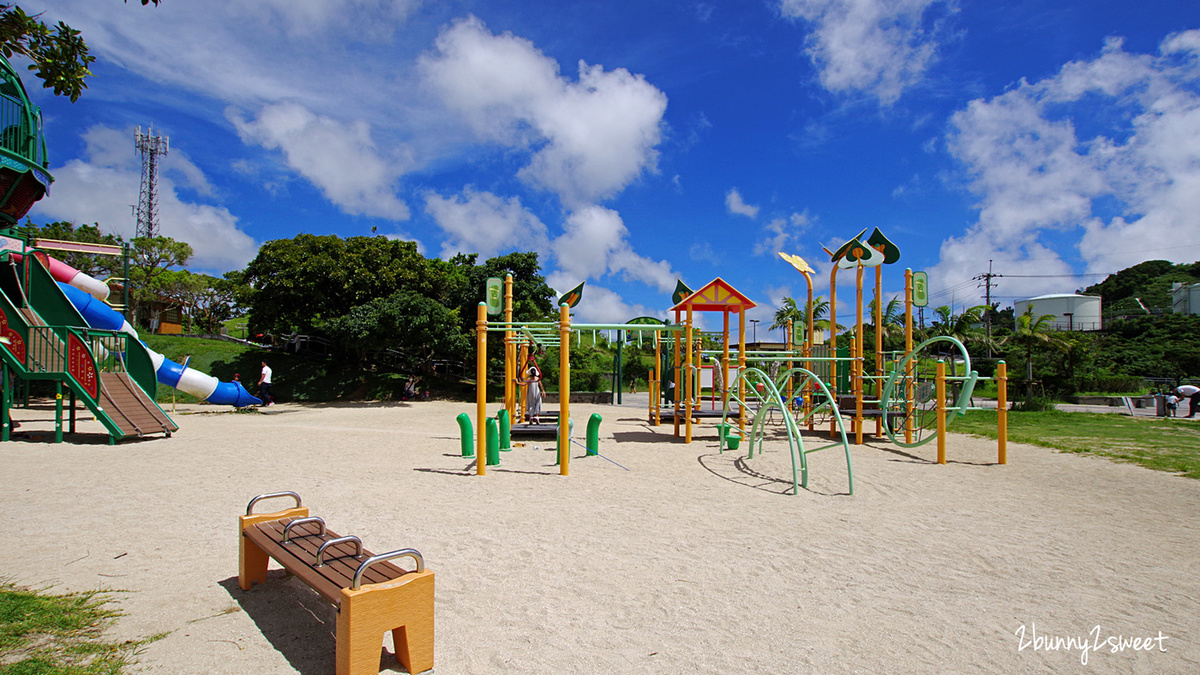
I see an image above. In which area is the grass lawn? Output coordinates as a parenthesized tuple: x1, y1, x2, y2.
(952, 410, 1200, 478)
(0, 582, 162, 674)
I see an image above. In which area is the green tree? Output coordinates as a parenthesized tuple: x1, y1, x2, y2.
(129, 236, 192, 329)
(0, 2, 159, 102)
(1004, 306, 1068, 401)
(770, 297, 803, 340)
(324, 290, 468, 365)
(16, 219, 123, 278)
(243, 234, 444, 338)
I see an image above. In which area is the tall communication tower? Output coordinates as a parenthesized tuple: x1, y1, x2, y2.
(135, 125, 169, 238)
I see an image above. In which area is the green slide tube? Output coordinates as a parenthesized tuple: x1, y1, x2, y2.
(456, 413, 474, 457)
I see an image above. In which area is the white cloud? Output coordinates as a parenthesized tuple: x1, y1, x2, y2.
(419, 16, 668, 207)
(423, 187, 549, 259)
(31, 125, 258, 272)
(778, 0, 956, 105)
(553, 205, 677, 292)
(725, 188, 759, 218)
(938, 30, 1200, 301)
(229, 103, 412, 220)
(754, 211, 814, 255)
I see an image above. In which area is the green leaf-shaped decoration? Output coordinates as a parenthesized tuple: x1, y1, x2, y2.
(866, 227, 901, 264)
(672, 279, 693, 305)
(558, 281, 585, 308)
(829, 228, 868, 262)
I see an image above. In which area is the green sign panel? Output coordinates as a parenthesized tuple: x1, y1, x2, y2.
(485, 277, 503, 315)
(912, 271, 929, 307)
(793, 320, 805, 345)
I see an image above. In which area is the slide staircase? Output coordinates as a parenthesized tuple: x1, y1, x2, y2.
(0, 252, 175, 442)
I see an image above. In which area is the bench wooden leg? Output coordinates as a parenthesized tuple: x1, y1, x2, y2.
(336, 570, 434, 675)
(238, 507, 309, 590)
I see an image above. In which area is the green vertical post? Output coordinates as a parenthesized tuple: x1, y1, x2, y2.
(616, 331, 623, 405)
(69, 388, 76, 434)
(54, 381, 62, 443)
(1, 364, 8, 442)
(498, 409, 511, 450)
(586, 413, 602, 456)
(122, 242, 131, 322)
(485, 418, 500, 466)
(456, 413, 474, 457)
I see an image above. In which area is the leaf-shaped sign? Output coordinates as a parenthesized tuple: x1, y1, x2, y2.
(829, 228, 868, 262)
(866, 227, 901, 264)
(557, 281, 585, 308)
(671, 279, 693, 306)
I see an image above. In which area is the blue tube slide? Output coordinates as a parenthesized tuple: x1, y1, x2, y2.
(57, 282, 261, 407)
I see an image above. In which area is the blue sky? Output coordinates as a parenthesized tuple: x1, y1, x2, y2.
(18, 0, 1200, 338)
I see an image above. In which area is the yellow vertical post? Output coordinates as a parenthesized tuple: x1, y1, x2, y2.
(685, 305, 694, 444)
(874, 265, 883, 437)
(504, 275, 514, 422)
(653, 330, 661, 426)
(855, 263, 864, 446)
(806, 271, 814, 429)
(997, 361, 1008, 465)
(559, 304, 571, 475)
(828, 266, 838, 437)
(936, 359, 946, 465)
(517, 342, 528, 423)
(904, 268, 914, 444)
(722, 310, 730, 408)
(476, 303, 487, 476)
(786, 319, 793, 405)
(738, 308, 747, 432)
(673, 312, 682, 437)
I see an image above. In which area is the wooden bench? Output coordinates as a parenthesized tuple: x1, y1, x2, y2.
(238, 491, 434, 675)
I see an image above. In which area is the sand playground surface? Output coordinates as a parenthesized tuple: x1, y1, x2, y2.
(2, 397, 1199, 673)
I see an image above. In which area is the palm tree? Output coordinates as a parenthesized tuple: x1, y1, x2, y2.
(1005, 306, 1067, 401)
(771, 297, 803, 340)
(772, 295, 840, 344)
(928, 304, 988, 373)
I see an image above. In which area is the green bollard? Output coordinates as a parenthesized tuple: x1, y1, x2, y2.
(498, 409, 511, 451)
(456, 413, 474, 457)
(586, 413, 602, 456)
(486, 418, 500, 466)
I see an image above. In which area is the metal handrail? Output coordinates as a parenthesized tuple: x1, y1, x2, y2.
(245, 491, 302, 515)
(315, 536, 364, 567)
(282, 517, 326, 544)
(352, 548, 424, 590)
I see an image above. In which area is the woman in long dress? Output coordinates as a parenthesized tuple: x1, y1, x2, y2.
(519, 357, 544, 424)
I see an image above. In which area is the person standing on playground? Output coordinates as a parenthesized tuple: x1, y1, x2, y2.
(258, 361, 274, 406)
(517, 355, 543, 423)
(1176, 384, 1200, 418)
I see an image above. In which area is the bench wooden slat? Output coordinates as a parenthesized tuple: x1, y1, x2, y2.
(256, 519, 407, 587)
(243, 519, 409, 604)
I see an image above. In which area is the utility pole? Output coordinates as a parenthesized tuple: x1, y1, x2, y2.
(973, 260, 1002, 357)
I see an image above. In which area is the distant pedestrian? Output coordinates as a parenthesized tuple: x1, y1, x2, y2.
(1166, 393, 1179, 417)
(1176, 384, 1200, 418)
(630, 376, 637, 394)
(258, 361, 274, 406)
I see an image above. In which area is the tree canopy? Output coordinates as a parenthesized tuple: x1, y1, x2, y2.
(0, 2, 159, 102)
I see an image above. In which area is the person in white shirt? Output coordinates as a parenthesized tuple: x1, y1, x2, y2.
(258, 361, 274, 406)
(1175, 384, 1199, 418)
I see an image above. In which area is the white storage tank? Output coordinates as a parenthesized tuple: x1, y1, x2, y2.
(1014, 294, 1102, 331)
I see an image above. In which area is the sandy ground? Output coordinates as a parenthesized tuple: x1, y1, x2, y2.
(2, 396, 1199, 674)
